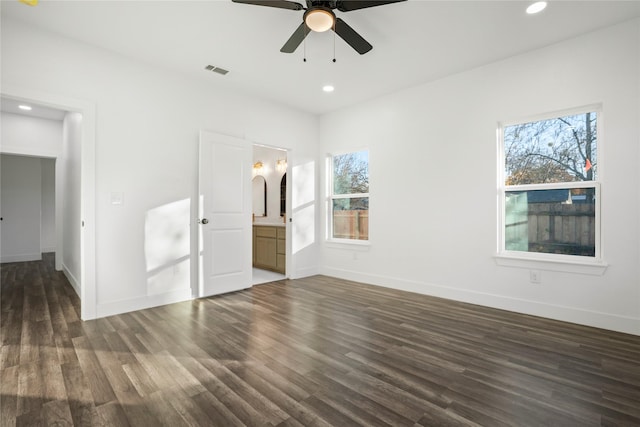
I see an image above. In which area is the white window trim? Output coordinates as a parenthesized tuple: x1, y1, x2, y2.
(499, 104, 602, 130)
(496, 107, 607, 275)
(327, 150, 370, 245)
(494, 253, 608, 275)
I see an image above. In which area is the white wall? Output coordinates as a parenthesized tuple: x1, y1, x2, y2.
(253, 145, 287, 224)
(319, 20, 640, 335)
(40, 158, 56, 253)
(0, 154, 42, 262)
(1, 19, 320, 318)
(61, 113, 82, 294)
(0, 113, 63, 157)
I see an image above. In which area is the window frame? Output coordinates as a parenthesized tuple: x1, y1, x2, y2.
(496, 106, 607, 274)
(327, 149, 370, 245)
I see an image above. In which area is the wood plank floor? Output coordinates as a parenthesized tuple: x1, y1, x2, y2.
(2, 254, 640, 426)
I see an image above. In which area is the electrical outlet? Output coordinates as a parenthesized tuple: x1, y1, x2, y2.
(530, 270, 541, 284)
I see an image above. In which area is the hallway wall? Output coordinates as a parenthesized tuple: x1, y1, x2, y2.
(0, 154, 42, 262)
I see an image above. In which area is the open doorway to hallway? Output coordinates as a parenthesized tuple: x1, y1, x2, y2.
(252, 144, 288, 285)
(0, 154, 56, 263)
(0, 95, 89, 317)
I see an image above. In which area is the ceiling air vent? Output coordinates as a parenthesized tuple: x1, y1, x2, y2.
(204, 65, 229, 76)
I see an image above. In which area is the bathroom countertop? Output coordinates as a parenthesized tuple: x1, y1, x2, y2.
(253, 222, 285, 228)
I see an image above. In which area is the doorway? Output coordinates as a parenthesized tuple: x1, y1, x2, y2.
(0, 89, 96, 320)
(251, 144, 288, 285)
(0, 154, 55, 264)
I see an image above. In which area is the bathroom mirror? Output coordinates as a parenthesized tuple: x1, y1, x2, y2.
(280, 173, 286, 217)
(252, 175, 266, 217)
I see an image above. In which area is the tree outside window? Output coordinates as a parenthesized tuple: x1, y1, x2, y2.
(330, 151, 369, 241)
(505, 112, 597, 185)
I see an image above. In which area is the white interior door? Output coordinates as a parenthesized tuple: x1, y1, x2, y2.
(198, 131, 252, 297)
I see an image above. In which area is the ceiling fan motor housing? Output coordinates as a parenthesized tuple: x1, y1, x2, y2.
(308, 1, 339, 8)
(303, 6, 336, 32)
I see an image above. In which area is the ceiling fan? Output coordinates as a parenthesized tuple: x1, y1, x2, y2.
(231, 0, 406, 55)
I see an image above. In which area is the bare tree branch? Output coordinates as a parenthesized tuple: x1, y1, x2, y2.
(504, 112, 596, 185)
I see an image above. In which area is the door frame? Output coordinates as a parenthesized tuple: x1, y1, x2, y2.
(1, 86, 97, 320)
(251, 142, 292, 279)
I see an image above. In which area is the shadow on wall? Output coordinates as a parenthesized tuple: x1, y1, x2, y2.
(292, 161, 315, 255)
(144, 199, 191, 296)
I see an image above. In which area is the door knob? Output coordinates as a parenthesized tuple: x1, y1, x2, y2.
(200, 218, 209, 224)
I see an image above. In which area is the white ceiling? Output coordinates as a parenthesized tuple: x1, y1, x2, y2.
(0, 96, 67, 121)
(3, 0, 640, 115)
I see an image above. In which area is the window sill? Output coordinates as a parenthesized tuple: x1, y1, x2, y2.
(326, 239, 371, 250)
(494, 253, 608, 276)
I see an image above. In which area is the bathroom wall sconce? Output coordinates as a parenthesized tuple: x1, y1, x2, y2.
(276, 159, 287, 173)
(253, 161, 264, 174)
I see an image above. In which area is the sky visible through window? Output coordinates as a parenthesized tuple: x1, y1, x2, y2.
(504, 112, 596, 185)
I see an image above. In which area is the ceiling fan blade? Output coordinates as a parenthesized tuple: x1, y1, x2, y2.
(280, 22, 310, 53)
(336, 0, 406, 12)
(333, 18, 372, 54)
(231, 0, 303, 11)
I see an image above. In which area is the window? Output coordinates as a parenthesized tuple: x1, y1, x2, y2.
(499, 109, 600, 260)
(329, 150, 369, 241)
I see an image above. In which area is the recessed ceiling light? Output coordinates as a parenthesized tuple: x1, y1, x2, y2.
(526, 1, 547, 14)
(18, 105, 32, 111)
(322, 85, 335, 93)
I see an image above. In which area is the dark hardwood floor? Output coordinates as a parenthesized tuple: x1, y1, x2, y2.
(2, 254, 640, 426)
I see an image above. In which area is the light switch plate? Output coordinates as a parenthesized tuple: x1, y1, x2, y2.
(110, 192, 124, 205)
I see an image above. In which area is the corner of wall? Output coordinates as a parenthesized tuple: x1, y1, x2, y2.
(62, 262, 81, 298)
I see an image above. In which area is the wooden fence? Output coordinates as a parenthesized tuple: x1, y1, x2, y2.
(333, 210, 369, 240)
(506, 203, 595, 256)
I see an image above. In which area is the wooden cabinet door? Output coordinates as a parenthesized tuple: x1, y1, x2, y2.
(255, 236, 277, 270)
(276, 254, 286, 273)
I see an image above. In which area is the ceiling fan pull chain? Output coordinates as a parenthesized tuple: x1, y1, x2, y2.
(303, 28, 307, 62)
(332, 23, 337, 63)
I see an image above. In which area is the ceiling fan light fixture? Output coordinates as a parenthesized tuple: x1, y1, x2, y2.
(304, 8, 335, 32)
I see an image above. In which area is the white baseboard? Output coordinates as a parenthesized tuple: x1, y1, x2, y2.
(290, 265, 320, 280)
(96, 287, 193, 318)
(0, 253, 42, 263)
(320, 266, 640, 336)
(62, 263, 81, 297)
